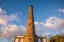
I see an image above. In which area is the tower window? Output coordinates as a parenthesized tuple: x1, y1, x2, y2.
(30, 17, 31, 18)
(29, 38, 31, 41)
(30, 23, 31, 25)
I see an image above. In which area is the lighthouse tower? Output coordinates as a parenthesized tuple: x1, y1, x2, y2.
(24, 5, 38, 42)
(14, 5, 47, 42)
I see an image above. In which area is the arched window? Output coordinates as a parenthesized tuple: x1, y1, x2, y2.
(29, 38, 31, 41)
(30, 23, 31, 25)
(30, 17, 31, 18)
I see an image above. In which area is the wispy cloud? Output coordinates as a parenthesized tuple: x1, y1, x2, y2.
(42, 33, 52, 40)
(0, 7, 6, 14)
(34, 21, 44, 35)
(0, 7, 20, 25)
(58, 9, 64, 13)
(43, 16, 64, 30)
(62, 30, 64, 34)
(0, 24, 25, 38)
(0, 7, 25, 42)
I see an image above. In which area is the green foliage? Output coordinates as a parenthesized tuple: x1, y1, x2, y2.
(49, 33, 64, 42)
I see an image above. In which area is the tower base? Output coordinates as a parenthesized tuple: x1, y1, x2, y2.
(24, 34, 38, 42)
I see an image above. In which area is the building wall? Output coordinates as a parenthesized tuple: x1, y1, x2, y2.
(15, 38, 24, 42)
(14, 36, 47, 42)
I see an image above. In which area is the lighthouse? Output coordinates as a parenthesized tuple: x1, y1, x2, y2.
(24, 5, 38, 42)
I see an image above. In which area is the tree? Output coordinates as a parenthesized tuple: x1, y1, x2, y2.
(49, 33, 64, 42)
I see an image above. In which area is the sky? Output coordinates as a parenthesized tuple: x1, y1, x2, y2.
(0, 0, 64, 42)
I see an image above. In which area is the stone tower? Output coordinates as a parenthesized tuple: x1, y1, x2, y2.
(24, 5, 38, 42)
(14, 5, 47, 42)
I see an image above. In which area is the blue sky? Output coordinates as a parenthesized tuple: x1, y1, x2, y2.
(0, 0, 64, 42)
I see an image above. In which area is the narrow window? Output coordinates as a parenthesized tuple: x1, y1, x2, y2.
(29, 38, 31, 41)
(30, 17, 31, 18)
(30, 23, 31, 25)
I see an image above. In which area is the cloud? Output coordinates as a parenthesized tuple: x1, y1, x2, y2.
(34, 21, 44, 35)
(15, 12, 22, 16)
(34, 21, 43, 25)
(43, 33, 50, 35)
(0, 7, 20, 25)
(0, 7, 2, 13)
(58, 9, 64, 13)
(34, 21, 39, 25)
(43, 16, 64, 30)
(0, 7, 25, 42)
(42, 33, 52, 40)
(0, 14, 19, 25)
(62, 30, 64, 34)
(0, 24, 25, 39)
(0, 7, 6, 14)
